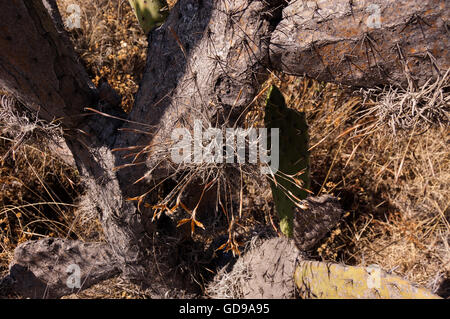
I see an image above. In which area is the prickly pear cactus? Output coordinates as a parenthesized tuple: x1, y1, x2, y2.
(265, 85, 310, 237)
(128, 0, 169, 35)
(293, 195, 344, 252)
(295, 261, 441, 299)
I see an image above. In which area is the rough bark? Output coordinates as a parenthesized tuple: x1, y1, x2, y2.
(206, 236, 301, 299)
(0, 0, 286, 298)
(114, 0, 284, 185)
(207, 195, 343, 299)
(270, 0, 449, 87)
(239, 237, 300, 299)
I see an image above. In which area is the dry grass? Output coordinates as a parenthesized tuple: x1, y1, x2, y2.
(0, 0, 448, 298)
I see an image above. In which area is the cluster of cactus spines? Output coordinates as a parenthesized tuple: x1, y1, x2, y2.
(264, 85, 310, 237)
(128, 0, 169, 35)
(294, 261, 441, 299)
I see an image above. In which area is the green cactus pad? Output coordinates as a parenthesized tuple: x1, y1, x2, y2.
(128, 0, 169, 35)
(265, 85, 310, 237)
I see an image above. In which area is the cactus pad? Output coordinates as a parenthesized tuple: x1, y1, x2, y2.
(265, 85, 310, 237)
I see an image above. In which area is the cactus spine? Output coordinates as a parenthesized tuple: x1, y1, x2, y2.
(128, 0, 169, 35)
(265, 85, 310, 238)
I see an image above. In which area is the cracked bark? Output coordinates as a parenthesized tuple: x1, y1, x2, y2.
(207, 196, 344, 299)
(270, 0, 449, 87)
(0, 0, 448, 298)
(8, 238, 120, 299)
(293, 195, 344, 252)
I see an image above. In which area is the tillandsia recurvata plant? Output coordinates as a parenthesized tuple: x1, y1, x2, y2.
(265, 85, 310, 237)
(128, 0, 169, 35)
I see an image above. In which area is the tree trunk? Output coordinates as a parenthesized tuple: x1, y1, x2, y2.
(9, 238, 120, 299)
(0, 0, 448, 298)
